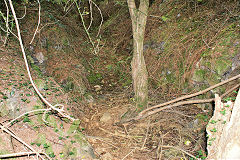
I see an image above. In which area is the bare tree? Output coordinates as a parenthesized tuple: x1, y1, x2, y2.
(127, 0, 149, 109)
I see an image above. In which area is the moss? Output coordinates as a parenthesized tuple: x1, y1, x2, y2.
(27, 55, 35, 64)
(192, 69, 207, 82)
(67, 119, 80, 135)
(34, 79, 45, 91)
(31, 64, 43, 76)
(61, 145, 78, 159)
(206, 73, 221, 93)
(0, 150, 12, 158)
(45, 114, 58, 128)
(73, 131, 88, 146)
(62, 78, 75, 92)
(214, 59, 232, 76)
(87, 72, 103, 84)
(201, 49, 211, 58)
(35, 134, 54, 156)
(166, 72, 175, 83)
(0, 103, 9, 117)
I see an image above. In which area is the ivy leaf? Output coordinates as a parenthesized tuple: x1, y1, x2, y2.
(161, 16, 169, 22)
(220, 110, 226, 115)
(43, 143, 50, 149)
(36, 143, 41, 147)
(49, 152, 55, 158)
(209, 120, 217, 124)
(23, 117, 31, 123)
(210, 128, 217, 132)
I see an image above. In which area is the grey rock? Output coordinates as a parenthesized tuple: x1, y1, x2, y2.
(143, 41, 165, 52)
(35, 52, 45, 64)
(101, 152, 113, 160)
(232, 53, 240, 71)
(233, 41, 239, 46)
(75, 145, 96, 159)
(4, 89, 21, 118)
(222, 53, 240, 80)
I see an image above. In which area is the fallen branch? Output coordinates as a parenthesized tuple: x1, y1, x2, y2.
(140, 74, 240, 117)
(141, 83, 240, 120)
(0, 152, 49, 159)
(0, 124, 48, 159)
(118, 75, 240, 124)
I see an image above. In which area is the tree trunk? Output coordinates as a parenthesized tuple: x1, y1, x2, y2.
(127, 0, 149, 110)
(206, 90, 240, 159)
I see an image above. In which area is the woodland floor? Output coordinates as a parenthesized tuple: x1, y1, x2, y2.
(0, 46, 207, 159)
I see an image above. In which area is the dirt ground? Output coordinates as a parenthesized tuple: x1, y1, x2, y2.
(0, 46, 207, 159)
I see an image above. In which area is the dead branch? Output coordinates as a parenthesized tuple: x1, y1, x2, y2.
(29, 0, 41, 44)
(139, 74, 240, 117)
(158, 145, 199, 160)
(0, 152, 49, 159)
(0, 124, 48, 159)
(118, 74, 240, 124)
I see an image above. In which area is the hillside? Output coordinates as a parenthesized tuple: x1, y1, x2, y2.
(0, 0, 239, 159)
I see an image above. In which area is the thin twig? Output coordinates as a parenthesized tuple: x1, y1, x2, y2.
(17, 6, 26, 20)
(121, 148, 136, 160)
(140, 99, 214, 120)
(162, 110, 193, 118)
(30, 0, 41, 44)
(159, 145, 199, 160)
(202, 35, 211, 49)
(3, 0, 9, 45)
(99, 127, 142, 139)
(141, 118, 150, 150)
(157, 131, 168, 160)
(74, 0, 98, 55)
(86, 135, 119, 149)
(63, 0, 72, 12)
(91, 0, 103, 37)
(0, 1, 18, 40)
(0, 124, 47, 159)
(87, 0, 93, 31)
(4, 108, 51, 127)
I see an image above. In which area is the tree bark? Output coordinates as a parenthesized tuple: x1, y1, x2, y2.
(127, 0, 149, 110)
(206, 90, 240, 159)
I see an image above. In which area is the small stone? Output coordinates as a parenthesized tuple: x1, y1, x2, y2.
(100, 112, 112, 123)
(101, 152, 113, 160)
(94, 85, 102, 91)
(35, 52, 45, 64)
(86, 95, 94, 103)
